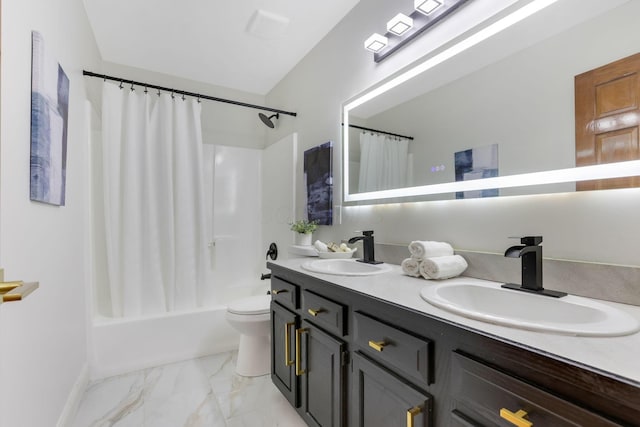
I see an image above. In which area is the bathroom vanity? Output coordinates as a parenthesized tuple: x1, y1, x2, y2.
(267, 259, 640, 427)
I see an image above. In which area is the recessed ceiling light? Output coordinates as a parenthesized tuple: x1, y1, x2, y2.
(415, 0, 443, 15)
(387, 13, 413, 36)
(364, 33, 388, 53)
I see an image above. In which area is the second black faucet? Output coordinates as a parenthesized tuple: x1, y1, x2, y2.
(348, 230, 383, 264)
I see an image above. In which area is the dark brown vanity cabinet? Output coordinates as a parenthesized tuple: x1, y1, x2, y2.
(268, 264, 640, 427)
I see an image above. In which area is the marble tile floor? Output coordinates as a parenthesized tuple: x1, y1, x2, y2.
(71, 351, 307, 427)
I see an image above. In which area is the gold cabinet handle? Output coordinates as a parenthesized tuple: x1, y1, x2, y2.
(284, 322, 295, 366)
(272, 289, 287, 295)
(307, 308, 324, 316)
(406, 406, 423, 427)
(295, 328, 309, 376)
(368, 340, 388, 352)
(0, 281, 39, 303)
(500, 408, 533, 427)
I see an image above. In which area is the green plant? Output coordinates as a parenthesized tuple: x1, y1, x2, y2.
(289, 219, 319, 234)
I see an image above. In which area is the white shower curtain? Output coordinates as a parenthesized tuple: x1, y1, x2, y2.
(358, 132, 409, 192)
(101, 82, 209, 317)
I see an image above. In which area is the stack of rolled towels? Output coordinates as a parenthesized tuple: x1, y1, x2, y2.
(401, 241, 468, 280)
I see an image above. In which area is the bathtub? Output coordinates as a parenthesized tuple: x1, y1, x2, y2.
(89, 305, 239, 380)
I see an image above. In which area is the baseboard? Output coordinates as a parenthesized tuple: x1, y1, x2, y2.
(56, 363, 89, 427)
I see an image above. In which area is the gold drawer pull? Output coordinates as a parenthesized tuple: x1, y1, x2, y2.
(295, 328, 309, 376)
(307, 308, 324, 316)
(406, 405, 422, 427)
(0, 281, 39, 303)
(284, 322, 295, 366)
(368, 340, 388, 352)
(500, 408, 533, 427)
(272, 289, 287, 295)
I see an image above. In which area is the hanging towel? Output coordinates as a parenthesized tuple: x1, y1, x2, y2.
(419, 255, 468, 280)
(401, 258, 421, 277)
(409, 241, 454, 259)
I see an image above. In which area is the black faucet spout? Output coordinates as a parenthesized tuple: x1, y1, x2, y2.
(348, 231, 382, 265)
(501, 236, 566, 298)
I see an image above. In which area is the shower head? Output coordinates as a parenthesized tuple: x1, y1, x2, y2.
(259, 112, 279, 128)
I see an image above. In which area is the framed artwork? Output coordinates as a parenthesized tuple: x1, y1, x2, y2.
(30, 31, 69, 206)
(455, 144, 499, 199)
(304, 141, 333, 225)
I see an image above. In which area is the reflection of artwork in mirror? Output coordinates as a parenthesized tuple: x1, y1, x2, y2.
(30, 31, 69, 206)
(304, 141, 333, 225)
(455, 144, 498, 199)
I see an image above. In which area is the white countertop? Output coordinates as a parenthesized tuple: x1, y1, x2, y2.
(270, 258, 640, 384)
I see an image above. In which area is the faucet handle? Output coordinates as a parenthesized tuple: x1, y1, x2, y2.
(509, 236, 542, 245)
(354, 230, 374, 236)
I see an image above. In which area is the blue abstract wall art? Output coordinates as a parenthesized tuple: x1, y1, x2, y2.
(30, 31, 69, 206)
(304, 141, 333, 225)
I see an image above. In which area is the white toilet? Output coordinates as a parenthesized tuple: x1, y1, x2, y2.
(225, 294, 272, 377)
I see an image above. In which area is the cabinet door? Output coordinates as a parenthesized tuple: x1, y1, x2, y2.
(351, 352, 433, 427)
(298, 320, 346, 427)
(271, 301, 299, 407)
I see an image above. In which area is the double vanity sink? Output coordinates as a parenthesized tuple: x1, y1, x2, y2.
(301, 258, 640, 337)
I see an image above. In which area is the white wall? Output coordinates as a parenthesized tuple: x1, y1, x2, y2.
(0, 0, 101, 426)
(267, 0, 640, 267)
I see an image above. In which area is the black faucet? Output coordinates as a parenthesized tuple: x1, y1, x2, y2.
(348, 230, 383, 265)
(501, 236, 566, 298)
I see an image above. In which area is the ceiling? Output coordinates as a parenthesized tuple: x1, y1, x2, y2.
(82, 0, 360, 95)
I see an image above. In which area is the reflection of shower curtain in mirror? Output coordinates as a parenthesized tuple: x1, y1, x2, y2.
(101, 82, 209, 317)
(358, 132, 409, 192)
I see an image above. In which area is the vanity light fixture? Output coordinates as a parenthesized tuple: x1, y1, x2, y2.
(414, 0, 443, 15)
(364, 33, 388, 53)
(387, 13, 413, 36)
(365, 0, 470, 62)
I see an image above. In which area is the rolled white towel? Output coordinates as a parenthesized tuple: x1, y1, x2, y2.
(401, 258, 421, 277)
(408, 241, 454, 259)
(419, 255, 468, 280)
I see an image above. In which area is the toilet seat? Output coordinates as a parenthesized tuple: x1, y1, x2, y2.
(227, 295, 270, 315)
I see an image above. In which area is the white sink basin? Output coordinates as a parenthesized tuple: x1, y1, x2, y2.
(301, 259, 392, 276)
(420, 281, 640, 337)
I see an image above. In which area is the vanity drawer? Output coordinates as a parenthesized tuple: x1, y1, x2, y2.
(353, 311, 434, 386)
(302, 289, 346, 336)
(450, 351, 619, 427)
(270, 276, 299, 310)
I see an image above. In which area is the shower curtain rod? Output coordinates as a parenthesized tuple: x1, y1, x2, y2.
(82, 70, 298, 117)
(342, 123, 414, 140)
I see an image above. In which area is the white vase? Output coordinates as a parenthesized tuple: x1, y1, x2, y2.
(295, 233, 312, 246)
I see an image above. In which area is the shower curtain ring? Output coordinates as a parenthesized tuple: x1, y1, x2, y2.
(130, 83, 135, 92)
(144, 86, 148, 94)
(182, 93, 185, 101)
(197, 95, 201, 103)
(157, 89, 161, 97)
(119, 80, 123, 89)
(171, 91, 175, 99)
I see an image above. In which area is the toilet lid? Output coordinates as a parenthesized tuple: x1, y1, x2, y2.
(227, 295, 271, 315)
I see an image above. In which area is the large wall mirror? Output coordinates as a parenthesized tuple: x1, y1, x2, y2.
(343, 0, 640, 204)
